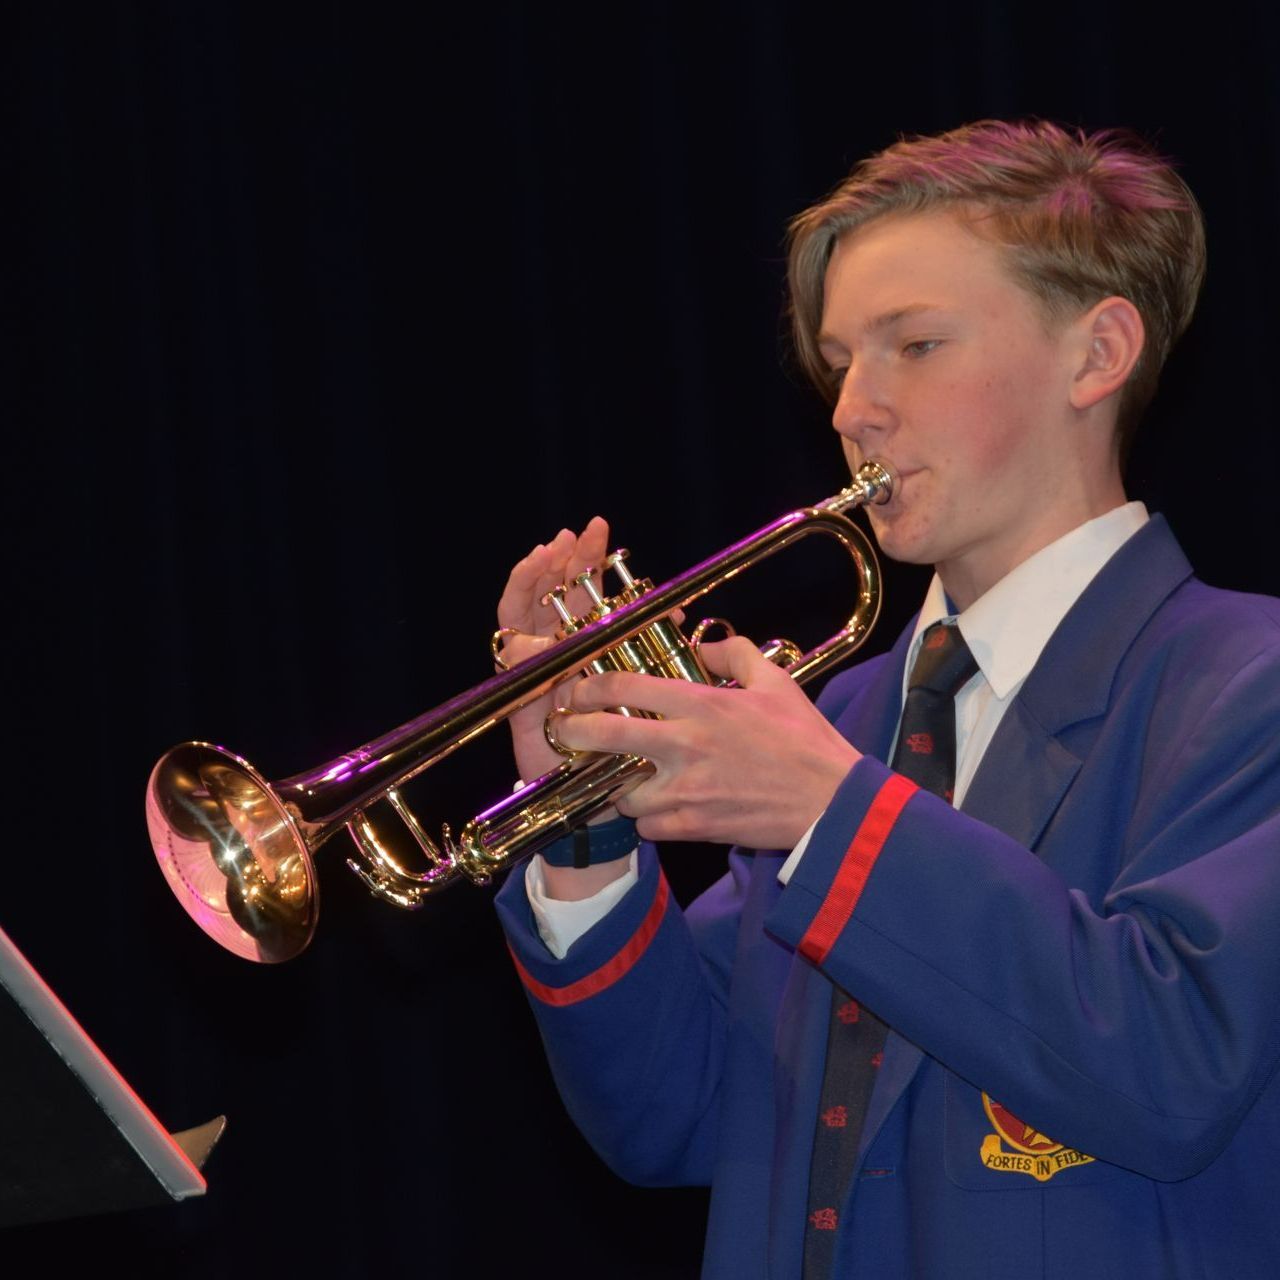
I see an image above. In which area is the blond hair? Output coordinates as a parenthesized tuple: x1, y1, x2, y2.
(787, 120, 1205, 455)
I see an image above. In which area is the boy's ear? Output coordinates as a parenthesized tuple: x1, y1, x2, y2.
(1068, 296, 1145, 412)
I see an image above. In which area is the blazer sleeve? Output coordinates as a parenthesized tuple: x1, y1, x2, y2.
(767, 626, 1280, 1181)
(495, 843, 753, 1186)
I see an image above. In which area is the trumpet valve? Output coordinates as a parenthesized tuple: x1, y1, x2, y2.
(605, 548, 636, 589)
(542, 585, 579, 631)
(573, 568, 609, 612)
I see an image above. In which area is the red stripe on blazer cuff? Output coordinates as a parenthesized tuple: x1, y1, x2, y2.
(799, 773, 918, 966)
(509, 873, 671, 1008)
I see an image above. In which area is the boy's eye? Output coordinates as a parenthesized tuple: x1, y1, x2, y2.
(903, 339, 941, 358)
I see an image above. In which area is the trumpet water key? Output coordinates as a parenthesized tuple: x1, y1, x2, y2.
(146, 461, 893, 962)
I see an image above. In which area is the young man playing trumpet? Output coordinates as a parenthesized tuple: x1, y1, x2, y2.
(494, 121, 1280, 1277)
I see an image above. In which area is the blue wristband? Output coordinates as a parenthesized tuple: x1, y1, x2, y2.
(539, 816, 638, 869)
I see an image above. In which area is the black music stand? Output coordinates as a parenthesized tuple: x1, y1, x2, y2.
(0, 923, 223, 1229)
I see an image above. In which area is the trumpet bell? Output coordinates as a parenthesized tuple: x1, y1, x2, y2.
(146, 742, 318, 962)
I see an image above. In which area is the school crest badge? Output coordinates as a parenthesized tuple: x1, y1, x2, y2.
(979, 1094, 1095, 1182)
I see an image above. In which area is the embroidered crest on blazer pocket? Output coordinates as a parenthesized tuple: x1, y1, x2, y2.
(943, 1075, 1121, 1190)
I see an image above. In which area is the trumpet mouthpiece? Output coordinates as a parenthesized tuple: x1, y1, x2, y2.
(822, 459, 895, 513)
(854, 459, 895, 505)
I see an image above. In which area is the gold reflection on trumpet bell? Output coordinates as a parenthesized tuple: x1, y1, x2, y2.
(146, 743, 318, 962)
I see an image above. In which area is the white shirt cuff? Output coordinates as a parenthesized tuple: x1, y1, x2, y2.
(526, 851, 640, 959)
(777, 818, 819, 886)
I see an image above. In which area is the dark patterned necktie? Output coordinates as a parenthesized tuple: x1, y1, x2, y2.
(803, 621, 978, 1276)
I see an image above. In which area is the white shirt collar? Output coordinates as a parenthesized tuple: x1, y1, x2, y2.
(908, 502, 1150, 700)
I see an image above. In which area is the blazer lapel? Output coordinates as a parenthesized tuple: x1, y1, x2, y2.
(856, 1023, 925, 1164)
(963, 516, 1193, 844)
(960, 701, 1082, 847)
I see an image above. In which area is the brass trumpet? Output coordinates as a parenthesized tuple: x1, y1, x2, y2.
(146, 462, 893, 962)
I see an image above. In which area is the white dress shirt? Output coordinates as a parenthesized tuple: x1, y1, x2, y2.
(530, 502, 1149, 956)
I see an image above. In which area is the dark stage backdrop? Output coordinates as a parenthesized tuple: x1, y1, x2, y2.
(6, 3, 1279, 1275)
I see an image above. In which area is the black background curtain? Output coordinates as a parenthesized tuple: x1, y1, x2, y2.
(6, 3, 1278, 1275)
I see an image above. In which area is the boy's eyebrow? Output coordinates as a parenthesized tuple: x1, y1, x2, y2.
(816, 303, 945, 349)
